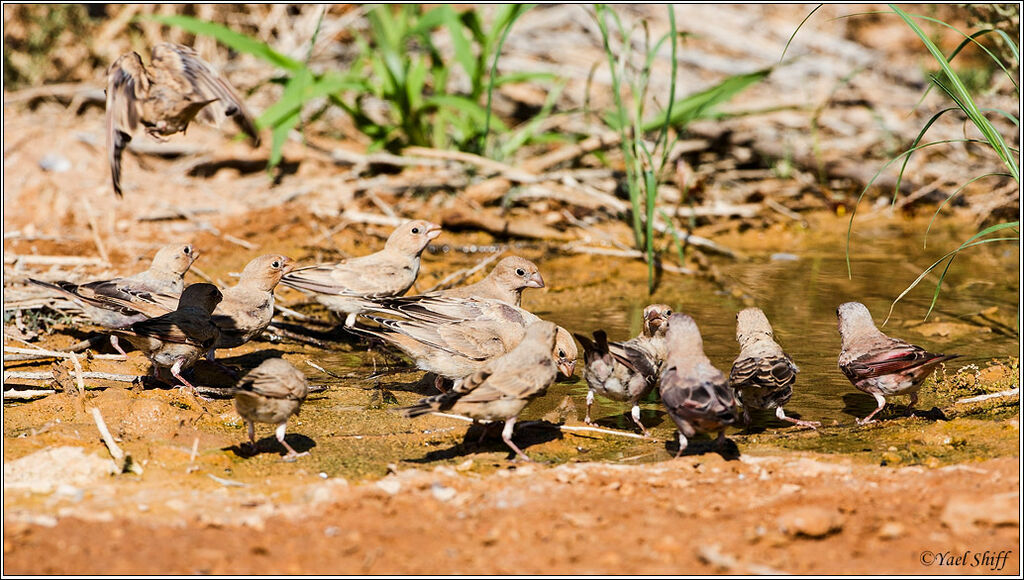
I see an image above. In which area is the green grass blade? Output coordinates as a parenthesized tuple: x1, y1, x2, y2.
(890, 4, 1018, 182)
(640, 68, 771, 132)
(844, 138, 990, 277)
(923, 172, 1014, 247)
(482, 4, 532, 155)
(884, 222, 1019, 323)
(780, 5, 822, 63)
(893, 107, 959, 202)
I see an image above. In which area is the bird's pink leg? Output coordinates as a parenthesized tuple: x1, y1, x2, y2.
(776, 406, 820, 429)
(715, 429, 728, 449)
(906, 392, 919, 416)
(857, 392, 887, 425)
(276, 422, 307, 462)
(108, 335, 129, 359)
(244, 420, 257, 454)
(501, 418, 533, 462)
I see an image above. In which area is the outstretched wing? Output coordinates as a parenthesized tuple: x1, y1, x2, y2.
(151, 43, 260, 145)
(106, 51, 149, 196)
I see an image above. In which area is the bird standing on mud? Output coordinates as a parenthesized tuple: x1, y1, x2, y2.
(397, 320, 559, 462)
(730, 307, 819, 429)
(575, 303, 672, 436)
(232, 357, 310, 461)
(27, 243, 199, 355)
(837, 301, 959, 425)
(112, 283, 222, 394)
(106, 43, 260, 196)
(353, 294, 577, 391)
(659, 313, 739, 456)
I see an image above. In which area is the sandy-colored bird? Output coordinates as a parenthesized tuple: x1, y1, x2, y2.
(281, 221, 441, 326)
(837, 302, 959, 425)
(27, 243, 199, 354)
(439, 256, 545, 307)
(397, 320, 558, 462)
(730, 307, 819, 429)
(106, 43, 260, 195)
(90, 254, 294, 365)
(232, 358, 310, 461)
(355, 295, 577, 389)
(575, 304, 671, 436)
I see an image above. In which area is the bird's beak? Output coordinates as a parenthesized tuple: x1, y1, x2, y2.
(425, 222, 442, 240)
(558, 360, 576, 378)
(645, 311, 667, 332)
(527, 272, 545, 289)
(281, 257, 296, 275)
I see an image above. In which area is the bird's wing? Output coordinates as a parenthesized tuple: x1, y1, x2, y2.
(282, 258, 404, 297)
(129, 311, 216, 347)
(238, 365, 305, 400)
(152, 43, 259, 145)
(729, 354, 797, 389)
(106, 51, 148, 196)
(841, 342, 955, 381)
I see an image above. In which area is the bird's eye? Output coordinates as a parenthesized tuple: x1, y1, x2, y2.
(558, 349, 565, 358)
(183, 247, 191, 255)
(272, 260, 281, 268)
(516, 268, 526, 276)
(411, 227, 420, 234)
(665, 309, 671, 315)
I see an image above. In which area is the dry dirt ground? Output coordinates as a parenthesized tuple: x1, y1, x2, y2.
(3, 452, 1019, 575)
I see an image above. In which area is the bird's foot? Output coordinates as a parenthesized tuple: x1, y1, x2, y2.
(281, 451, 310, 463)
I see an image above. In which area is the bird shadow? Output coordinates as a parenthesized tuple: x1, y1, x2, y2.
(742, 408, 816, 434)
(187, 158, 299, 180)
(664, 434, 741, 461)
(191, 348, 292, 389)
(224, 433, 317, 460)
(403, 420, 564, 463)
(841, 393, 947, 424)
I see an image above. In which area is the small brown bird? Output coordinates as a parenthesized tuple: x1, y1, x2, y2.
(210, 254, 294, 354)
(398, 320, 558, 462)
(439, 256, 545, 307)
(730, 307, 819, 429)
(94, 254, 294, 364)
(659, 313, 739, 457)
(112, 283, 222, 393)
(232, 358, 310, 461)
(356, 295, 577, 388)
(27, 243, 199, 354)
(106, 43, 260, 196)
(574, 304, 672, 436)
(281, 221, 442, 326)
(837, 302, 959, 425)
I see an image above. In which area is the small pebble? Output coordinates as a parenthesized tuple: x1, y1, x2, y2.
(770, 252, 799, 261)
(430, 482, 457, 502)
(375, 479, 402, 495)
(38, 154, 71, 173)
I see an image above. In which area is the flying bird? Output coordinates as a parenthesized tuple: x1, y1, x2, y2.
(106, 43, 260, 195)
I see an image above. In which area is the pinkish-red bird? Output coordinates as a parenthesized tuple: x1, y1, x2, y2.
(837, 302, 959, 425)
